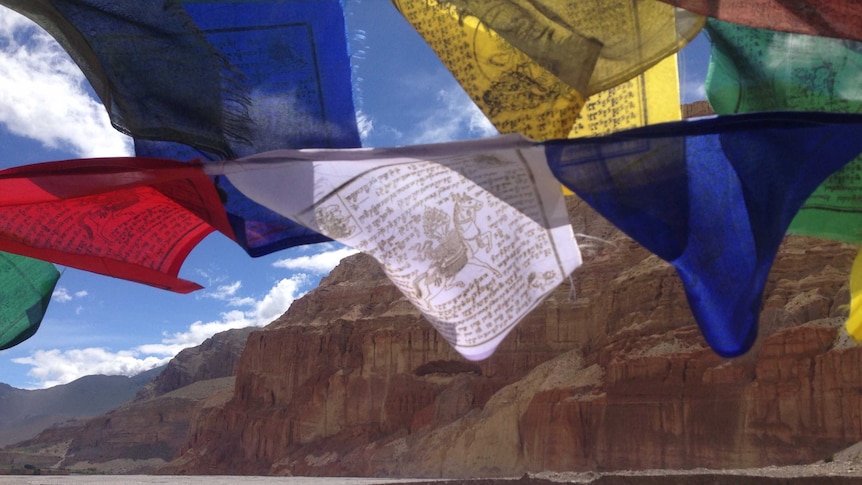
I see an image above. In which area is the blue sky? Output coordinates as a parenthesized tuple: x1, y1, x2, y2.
(0, 1, 709, 389)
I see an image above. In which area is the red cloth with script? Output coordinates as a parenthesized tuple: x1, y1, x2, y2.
(0, 158, 233, 293)
(658, 0, 862, 41)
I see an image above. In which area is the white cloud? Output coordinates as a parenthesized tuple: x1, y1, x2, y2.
(0, 5, 30, 32)
(229, 296, 257, 307)
(200, 281, 259, 307)
(356, 110, 373, 141)
(14, 274, 309, 388)
(410, 88, 497, 145)
(52, 286, 87, 303)
(0, 9, 132, 157)
(137, 274, 307, 356)
(193, 265, 230, 287)
(681, 79, 706, 103)
(203, 280, 241, 300)
(12, 348, 169, 389)
(52, 287, 72, 303)
(254, 275, 307, 323)
(273, 246, 358, 273)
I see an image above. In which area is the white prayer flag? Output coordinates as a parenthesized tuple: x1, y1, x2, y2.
(207, 134, 581, 360)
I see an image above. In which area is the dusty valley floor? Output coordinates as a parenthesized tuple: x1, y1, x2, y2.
(4, 464, 862, 485)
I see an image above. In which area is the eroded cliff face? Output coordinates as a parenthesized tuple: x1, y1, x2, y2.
(135, 327, 254, 401)
(165, 198, 862, 477)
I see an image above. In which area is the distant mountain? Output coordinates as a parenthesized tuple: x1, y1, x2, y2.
(0, 327, 255, 473)
(0, 376, 235, 473)
(0, 366, 163, 447)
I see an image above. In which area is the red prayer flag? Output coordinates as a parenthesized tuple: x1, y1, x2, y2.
(659, 0, 862, 41)
(0, 158, 233, 293)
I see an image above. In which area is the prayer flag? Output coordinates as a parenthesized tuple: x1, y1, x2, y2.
(659, 0, 862, 42)
(391, 0, 585, 140)
(392, 0, 702, 140)
(848, 249, 862, 341)
(705, 19, 862, 243)
(569, 54, 683, 138)
(1, 0, 244, 156)
(546, 112, 862, 357)
(3, 0, 362, 257)
(0, 158, 233, 293)
(207, 135, 581, 360)
(0, 253, 59, 350)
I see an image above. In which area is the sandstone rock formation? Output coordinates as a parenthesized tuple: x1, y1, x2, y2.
(135, 327, 255, 400)
(164, 198, 862, 477)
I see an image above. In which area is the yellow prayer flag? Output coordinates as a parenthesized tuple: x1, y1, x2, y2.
(440, 0, 702, 94)
(569, 54, 682, 138)
(847, 248, 862, 341)
(392, 0, 701, 141)
(392, 0, 587, 141)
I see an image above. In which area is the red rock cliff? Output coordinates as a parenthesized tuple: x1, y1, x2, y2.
(165, 198, 862, 477)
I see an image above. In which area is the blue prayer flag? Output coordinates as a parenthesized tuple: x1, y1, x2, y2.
(546, 112, 862, 356)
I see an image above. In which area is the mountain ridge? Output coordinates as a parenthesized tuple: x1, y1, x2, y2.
(0, 327, 252, 473)
(0, 366, 164, 447)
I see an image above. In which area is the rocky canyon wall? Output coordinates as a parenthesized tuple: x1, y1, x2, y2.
(164, 198, 862, 477)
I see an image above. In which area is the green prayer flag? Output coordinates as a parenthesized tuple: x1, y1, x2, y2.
(706, 19, 862, 242)
(0, 253, 60, 350)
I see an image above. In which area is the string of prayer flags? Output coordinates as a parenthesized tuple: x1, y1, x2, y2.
(391, 0, 702, 140)
(0, 157, 233, 293)
(3, 0, 362, 257)
(205, 134, 581, 360)
(658, 0, 862, 42)
(705, 19, 862, 243)
(0, 253, 60, 350)
(545, 112, 862, 357)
